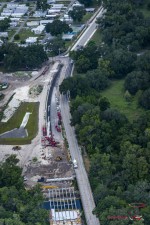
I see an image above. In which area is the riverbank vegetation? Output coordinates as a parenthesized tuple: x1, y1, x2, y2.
(60, 0, 150, 224)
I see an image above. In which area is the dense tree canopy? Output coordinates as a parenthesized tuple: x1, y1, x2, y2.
(45, 20, 72, 36)
(0, 155, 49, 225)
(0, 43, 48, 71)
(0, 18, 10, 32)
(124, 71, 150, 94)
(139, 88, 150, 109)
(78, 0, 93, 6)
(60, 0, 150, 224)
(68, 6, 86, 22)
(97, 0, 150, 50)
(36, 0, 48, 11)
(70, 41, 99, 73)
(46, 37, 66, 56)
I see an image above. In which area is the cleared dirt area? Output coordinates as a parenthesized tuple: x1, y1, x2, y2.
(0, 58, 74, 189)
(24, 144, 74, 188)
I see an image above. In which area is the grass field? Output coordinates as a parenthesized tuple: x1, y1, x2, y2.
(0, 102, 39, 145)
(91, 29, 102, 45)
(101, 79, 144, 121)
(141, 7, 150, 18)
(82, 12, 94, 23)
(18, 28, 37, 42)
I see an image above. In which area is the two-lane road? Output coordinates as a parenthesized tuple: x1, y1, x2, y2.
(60, 94, 100, 225)
(71, 6, 105, 51)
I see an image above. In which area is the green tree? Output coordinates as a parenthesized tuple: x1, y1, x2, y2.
(78, 0, 92, 6)
(68, 6, 86, 22)
(45, 20, 72, 36)
(99, 97, 110, 111)
(46, 37, 66, 55)
(0, 18, 10, 32)
(107, 49, 136, 78)
(0, 155, 49, 225)
(14, 34, 20, 40)
(0, 155, 23, 188)
(36, 0, 48, 11)
(124, 71, 150, 95)
(2, 44, 48, 71)
(139, 88, 150, 109)
(76, 55, 90, 73)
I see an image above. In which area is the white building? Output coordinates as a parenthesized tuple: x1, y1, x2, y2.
(7, 3, 18, 9)
(48, 8, 61, 13)
(26, 37, 38, 44)
(32, 25, 45, 34)
(11, 12, 24, 17)
(51, 3, 64, 8)
(40, 20, 53, 25)
(27, 21, 39, 27)
(33, 11, 47, 18)
(10, 17, 20, 22)
(50, 209, 81, 225)
(14, 6, 28, 15)
(45, 14, 57, 19)
(17, 4, 27, 8)
(62, 14, 73, 23)
(47, 0, 56, 4)
(62, 34, 74, 40)
(0, 32, 8, 38)
(10, 21, 18, 27)
(0, 17, 6, 20)
(85, 7, 95, 12)
(1, 12, 12, 16)
(3, 8, 13, 13)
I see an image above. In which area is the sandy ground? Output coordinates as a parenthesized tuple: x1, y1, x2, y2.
(0, 61, 60, 170)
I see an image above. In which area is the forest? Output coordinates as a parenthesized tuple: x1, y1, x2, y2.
(0, 43, 48, 71)
(60, 0, 150, 224)
(0, 155, 49, 225)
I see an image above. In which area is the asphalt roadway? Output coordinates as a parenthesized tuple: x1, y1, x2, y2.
(60, 94, 100, 225)
(47, 5, 106, 224)
(71, 6, 105, 51)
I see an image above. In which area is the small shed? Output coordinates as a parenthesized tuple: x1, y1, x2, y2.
(26, 37, 38, 44)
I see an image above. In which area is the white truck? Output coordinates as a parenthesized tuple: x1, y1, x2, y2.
(73, 159, 78, 169)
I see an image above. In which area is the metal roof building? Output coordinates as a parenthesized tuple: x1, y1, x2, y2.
(47, 187, 82, 225)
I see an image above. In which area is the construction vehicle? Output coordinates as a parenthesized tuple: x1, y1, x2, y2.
(42, 126, 47, 136)
(57, 112, 61, 121)
(55, 156, 62, 161)
(41, 185, 58, 189)
(12, 146, 21, 151)
(38, 177, 45, 182)
(41, 134, 57, 147)
(55, 125, 61, 132)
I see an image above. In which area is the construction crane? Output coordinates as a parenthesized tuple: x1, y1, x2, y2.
(41, 134, 57, 147)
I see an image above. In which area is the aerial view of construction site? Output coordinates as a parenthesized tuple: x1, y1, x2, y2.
(0, 57, 83, 225)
